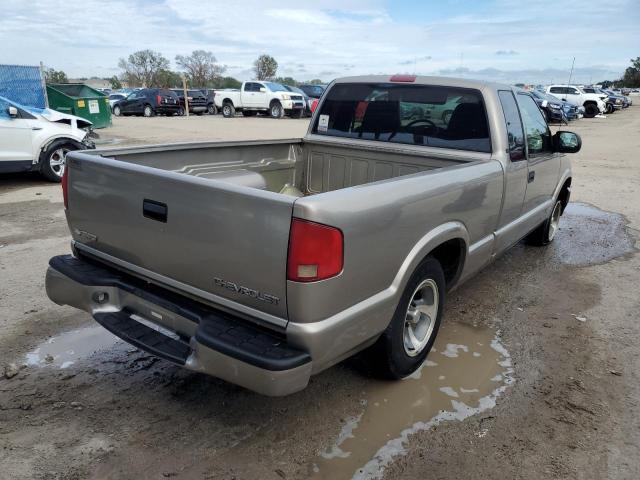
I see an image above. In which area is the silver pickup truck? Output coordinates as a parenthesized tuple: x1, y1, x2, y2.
(46, 76, 581, 396)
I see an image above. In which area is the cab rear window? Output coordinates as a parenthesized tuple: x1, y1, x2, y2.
(312, 83, 490, 153)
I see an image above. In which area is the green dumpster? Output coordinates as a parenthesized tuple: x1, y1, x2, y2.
(46, 83, 111, 128)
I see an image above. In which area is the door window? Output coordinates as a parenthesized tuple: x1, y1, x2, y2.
(0, 98, 11, 119)
(516, 94, 552, 156)
(498, 91, 525, 161)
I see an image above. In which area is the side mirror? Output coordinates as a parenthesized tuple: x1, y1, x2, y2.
(259, 87, 266, 93)
(554, 131, 582, 154)
(7, 106, 18, 118)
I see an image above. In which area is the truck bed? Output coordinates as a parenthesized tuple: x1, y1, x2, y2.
(90, 138, 474, 197)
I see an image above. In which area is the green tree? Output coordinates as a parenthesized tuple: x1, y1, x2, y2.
(118, 49, 170, 87)
(213, 76, 242, 89)
(155, 70, 183, 88)
(175, 50, 226, 87)
(307, 78, 324, 85)
(253, 54, 278, 80)
(43, 67, 68, 84)
(109, 76, 122, 89)
(274, 76, 297, 86)
(620, 57, 640, 87)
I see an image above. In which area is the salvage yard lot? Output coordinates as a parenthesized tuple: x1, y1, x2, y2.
(98, 114, 310, 146)
(1, 109, 639, 479)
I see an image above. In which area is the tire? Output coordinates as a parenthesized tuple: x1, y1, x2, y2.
(584, 103, 599, 118)
(143, 105, 154, 117)
(222, 103, 235, 118)
(369, 257, 445, 379)
(606, 104, 614, 114)
(526, 199, 563, 246)
(207, 104, 217, 115)
(242, 110, 257, 117)
(290, 109, 303, 119)
(269, 101, 284, 119)
(113, 105, 121, 116)
(40, 141, 75, 182)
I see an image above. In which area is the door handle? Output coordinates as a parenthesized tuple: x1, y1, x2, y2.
(31, 127, 43, 130)
(528, 171, 535, 183)
(143, 199, 167, 223)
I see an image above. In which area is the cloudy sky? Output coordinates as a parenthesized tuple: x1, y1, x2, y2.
(2, 0, 638, 84)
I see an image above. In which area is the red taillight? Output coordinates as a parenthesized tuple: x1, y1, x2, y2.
(157, 94, 162, 104)
(62, 164, 69, 209)
(287, 218, 343, 282)
(311, 99, 319, 113)
(390, 74, 416, 82)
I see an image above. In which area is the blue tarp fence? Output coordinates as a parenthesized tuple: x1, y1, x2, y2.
(0, 64, 47, 108)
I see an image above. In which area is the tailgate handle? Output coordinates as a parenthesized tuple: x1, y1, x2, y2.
(143, 199, 168, 223)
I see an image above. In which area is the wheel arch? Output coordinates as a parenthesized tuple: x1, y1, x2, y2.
(391, 222, 469, 295)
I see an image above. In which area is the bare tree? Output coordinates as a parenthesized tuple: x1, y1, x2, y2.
(118, 50, 170, 87)
(175, 50, 226, 87)
(253, 55, 278, 80)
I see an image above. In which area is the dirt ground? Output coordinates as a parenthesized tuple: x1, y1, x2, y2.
(1, 108, 639, 480)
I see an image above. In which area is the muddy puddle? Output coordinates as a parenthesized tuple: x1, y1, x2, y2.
(552, 202, 636, 266)
(25, 326, 121, 369)
(311, 323, 512, 480)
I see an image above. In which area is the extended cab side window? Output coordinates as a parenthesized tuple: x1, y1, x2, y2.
(244, 83, 257, 92)
(498, 91, 525, 161)
(516, 94, 552, 156)
(550, 87, 562, 94)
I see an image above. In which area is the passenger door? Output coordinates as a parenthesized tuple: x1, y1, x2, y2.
(0, 98, 36, 163)
(242, 82, 259, 108)
(493, 90, 529, 251)
(517, 93, 560, 229)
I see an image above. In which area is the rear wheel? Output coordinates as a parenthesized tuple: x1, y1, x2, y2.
(526, 199, 563, 246)
(113, 105, 121, 116)
(222, 103, 235, 118)
(370, 257, 445, 379)
(143, 105, 154, 117)
(584, 103, 599, 118)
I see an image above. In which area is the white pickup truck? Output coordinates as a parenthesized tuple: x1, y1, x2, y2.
(214, 81, 305, 119)
(546, 85, 607, 118)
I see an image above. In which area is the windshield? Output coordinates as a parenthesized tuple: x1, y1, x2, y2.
(312, 83, 490, 153)
(264, 82, 288, 92)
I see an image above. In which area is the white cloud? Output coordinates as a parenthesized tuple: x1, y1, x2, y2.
(0, 0, 637, 83)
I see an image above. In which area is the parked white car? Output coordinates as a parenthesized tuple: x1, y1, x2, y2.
(545, 85, 607, 118)
(0, 96, 94, 181)
(214, 81, 305, 118)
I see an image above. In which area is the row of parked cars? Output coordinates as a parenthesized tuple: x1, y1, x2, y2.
(530, 84, 635, 123)
(106, 83, 327, 118)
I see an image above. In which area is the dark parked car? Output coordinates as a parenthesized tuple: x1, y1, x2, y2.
(530, 90, 565, 123)
(198, 89, 217, 114)
(298, 84, 326, 99)
(171, 89, 208, 115)
(284, 85, 312, 116)
(112, 89, 180, 117)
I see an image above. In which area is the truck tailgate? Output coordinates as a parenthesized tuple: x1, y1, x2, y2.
(65, 153, 294, 322)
